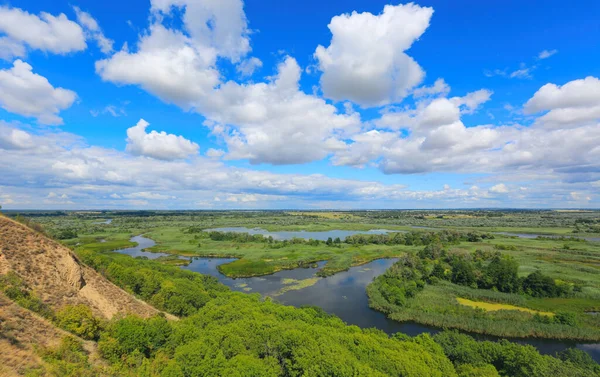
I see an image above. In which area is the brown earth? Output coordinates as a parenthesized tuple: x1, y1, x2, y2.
(0, 215, 175, 376)
(0, 215, 161, 319)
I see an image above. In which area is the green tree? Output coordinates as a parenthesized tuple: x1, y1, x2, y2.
(483, 255, 520, 293)
(451, 259, 477, 287)
(522, 271, 559, 297)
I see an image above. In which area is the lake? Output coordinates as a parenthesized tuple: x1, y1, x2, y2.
(496, 231, 600, 242)
(113, 234, 600, 361)
(205, 227, 399, 241)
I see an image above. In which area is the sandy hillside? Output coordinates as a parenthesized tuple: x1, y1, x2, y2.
(0, 215, 160, 319)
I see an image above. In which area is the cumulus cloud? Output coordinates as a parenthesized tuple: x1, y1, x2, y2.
(150, 0, 250, 62)
(489, 183, 509, 194)
(524, 76, 600, 128)
(96, 2, 360, 165)
(125, 119, 200, 160)
(96, 24, 221, 109)
(335, 76, 600, 182)
(314, 3, 433, 107)
(205, 57, 360, 164)
(0, 6, 85, 56)
(73, 6, 113, 54)
(0, 60, 77, 125)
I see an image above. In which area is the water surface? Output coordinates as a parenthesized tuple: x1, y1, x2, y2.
(94, 219, 112, 225)
(497, 232, 600, 242)
(205, 227, 398, 241)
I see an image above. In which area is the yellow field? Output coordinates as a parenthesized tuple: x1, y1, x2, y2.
(286, 211, 358, 219)
(456, 298, 554, 317)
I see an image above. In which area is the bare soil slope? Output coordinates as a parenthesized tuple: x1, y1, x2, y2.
(0, 215, 160, 319)
(0, 292, 70, 376)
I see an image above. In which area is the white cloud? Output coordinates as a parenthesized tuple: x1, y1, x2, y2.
(0, 60, 77, 125)
(489, 183, 509, 194)
(0, 6, 85, 55)
(149, 0, 250, 62)
(0, 123, 34, 149)
(335, 77, 600, 181)
(124, 192, 174, 200)
(524, 76, 600, 128)
(412, 78, 451, 98)
(125, 119, 200, 160)
(204, 57, 361, 164)
(538, 49, 557, 59)
(451, 89, 493, 114)
(206, 148, 225, 158)
(237, 56, 262, 77)
(97, 4, 360, 165)
(73, 6, 113, 54)
(314, 3, 433, 107)
(509, 67, 533, 79)
(96, 24, 221, 109)
(525, 76, 600, 113)
(0, 121, 597, 209)
(0, 36, 26, 61)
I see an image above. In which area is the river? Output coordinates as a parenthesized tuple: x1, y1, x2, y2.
(113, 232, 600, 362)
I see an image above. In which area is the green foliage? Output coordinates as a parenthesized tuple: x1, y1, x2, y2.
(99, 315, 172, 361)
(481, 256, 520, 293)
(522, 271, 562, 298)
(13, 214, 47, 234)
(450, 258, 477, 287)
(38, 336, 99, 377)
(77, 249, 226, 317)
(455, 363, 500, 377)
(0, 272, 54, 320)
(433, 331, 599, 377)
(56, 305, 103, 340)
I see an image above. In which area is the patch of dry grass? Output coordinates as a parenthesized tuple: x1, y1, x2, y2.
(456, 297, 554, 317)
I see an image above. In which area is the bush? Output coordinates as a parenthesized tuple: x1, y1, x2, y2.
(553, 311, 577, 327)
(57, 305, 103, 340)
(522, 271, 561, 298)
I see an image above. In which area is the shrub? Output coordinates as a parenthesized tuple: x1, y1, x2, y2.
(57, 305, 103, 340)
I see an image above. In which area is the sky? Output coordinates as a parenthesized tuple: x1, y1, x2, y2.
(0, 0, 599, 210)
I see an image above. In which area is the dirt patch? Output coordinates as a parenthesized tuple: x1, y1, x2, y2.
(0, 216, 162, 320)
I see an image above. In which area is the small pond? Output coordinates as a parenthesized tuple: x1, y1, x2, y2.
(113, 234, 600, 362)
(93, 219, 112, 225)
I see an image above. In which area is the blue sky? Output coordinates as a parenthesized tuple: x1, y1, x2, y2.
(0, 0, 599, 209)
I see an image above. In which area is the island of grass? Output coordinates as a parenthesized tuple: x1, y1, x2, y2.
(367, 239, 600, 341)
